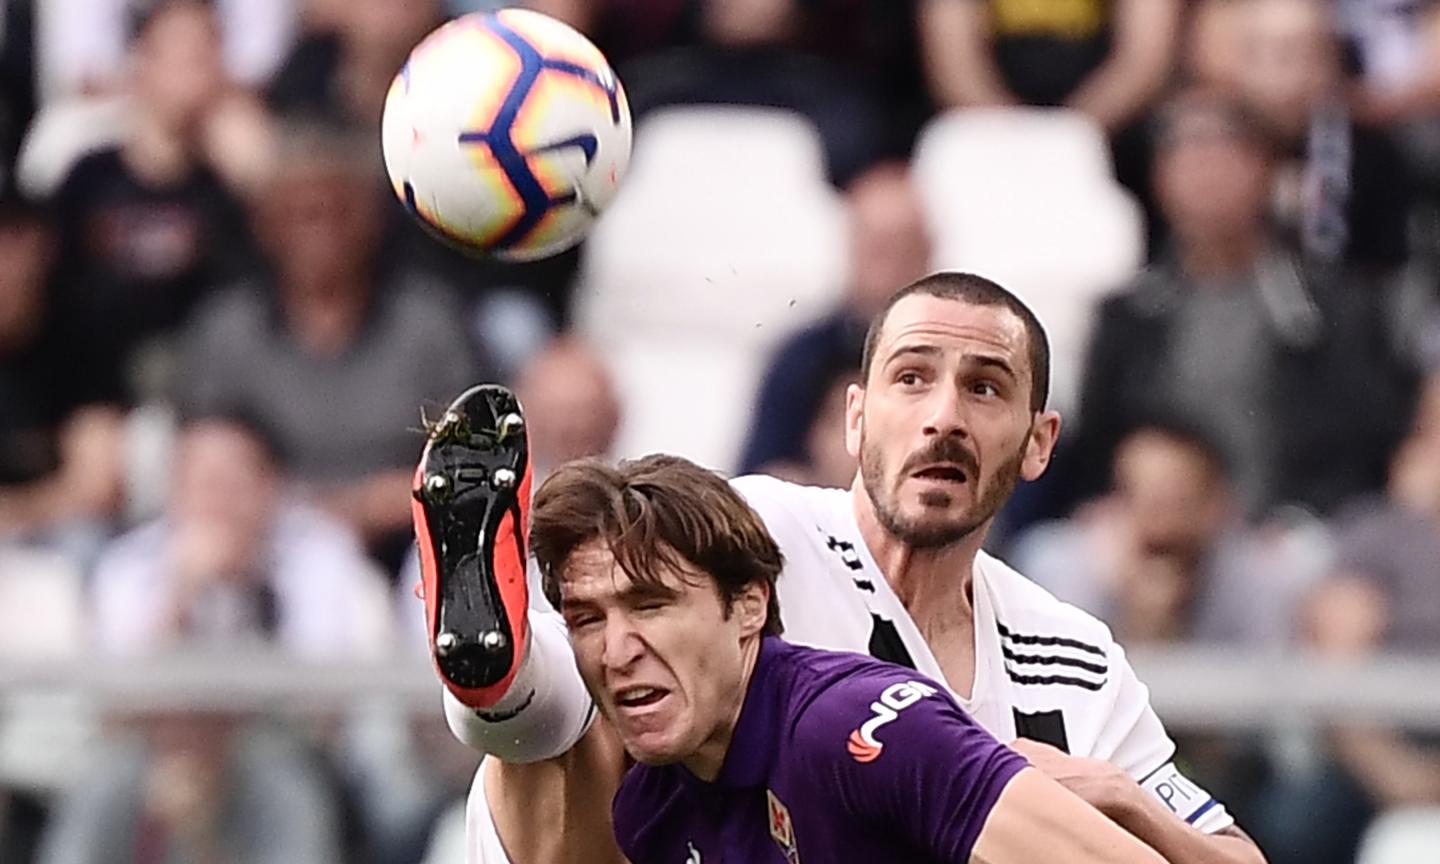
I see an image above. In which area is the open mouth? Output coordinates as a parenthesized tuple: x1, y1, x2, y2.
(913, 465, 968, 483)
(615, 686, 669, 710)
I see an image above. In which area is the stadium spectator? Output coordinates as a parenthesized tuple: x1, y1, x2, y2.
(918, 0, 1181, 238)
(738, 163, 930, 475)
(36, 714, 345, 864)
(919, 0, 1181, 132)
(43, 0, 263, 411)
(754, 365, 859, 489)
(89, 411, 392, 658)
(34, 0, 297, 100)
(1256, 370, 1440, 864)
(178, 123, 483, 578)
(267, 0, 442, 130)
(0, 196, 124, 563)
(1217, 0, 1415, 270)
(1070, 87, 1415, 519)
(1016, 419, 1327, 647)
(610, 0, 892, 186)
(514, 335, 622, 481)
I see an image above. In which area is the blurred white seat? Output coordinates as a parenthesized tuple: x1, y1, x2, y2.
(0, 545, 83, 659)
(1358, 807, 1440, 864)
(575, 106, 848, 469)
(912, 107, 1144, 416)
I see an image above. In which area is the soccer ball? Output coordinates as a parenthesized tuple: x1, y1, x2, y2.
(381, 9, 632, 262)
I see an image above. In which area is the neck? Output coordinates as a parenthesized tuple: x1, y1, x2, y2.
(1176, 228, 1265, 281)
(123, 117, 198, 187)
(281, 276, 369, 357)
(683, 634, 764, 782)
(850, 481, 981, 629)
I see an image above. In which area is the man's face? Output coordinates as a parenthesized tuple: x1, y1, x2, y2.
(1113, 431, 1228, 560)
(262, 164, 379, 285)
(847, 295, 1058, 548)
(133, 2, 224, 129)
(558, 540, 766, 771)
(1154, 109, 1272, 240)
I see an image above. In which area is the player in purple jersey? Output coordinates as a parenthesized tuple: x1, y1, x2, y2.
(526, 454, 1166, 863)
(417, 271, 1267, 864)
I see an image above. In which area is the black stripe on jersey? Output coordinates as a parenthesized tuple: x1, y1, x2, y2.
(1001, 645, 1108, 676)
(997, 621, 1106, 657)
(868, 614, 917, 670)
(1005, 671, 1105, 691)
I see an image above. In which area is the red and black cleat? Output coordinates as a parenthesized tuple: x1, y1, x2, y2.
(412, 384, 532, 708)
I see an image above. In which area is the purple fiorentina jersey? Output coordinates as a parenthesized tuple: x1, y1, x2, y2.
(611, 637, 1028, 863)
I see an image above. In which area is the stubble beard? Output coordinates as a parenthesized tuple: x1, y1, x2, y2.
(861, 438, 1027, 550)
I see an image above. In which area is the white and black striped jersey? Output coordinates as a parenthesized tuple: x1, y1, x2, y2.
(733, 474, 1234, 835)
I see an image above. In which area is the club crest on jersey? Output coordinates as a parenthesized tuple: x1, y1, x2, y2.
(767, 789, 800, 863)
(846, 680, 939, 763)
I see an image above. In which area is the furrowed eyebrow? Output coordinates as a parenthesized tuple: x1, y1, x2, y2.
(883, 344, 943, 366)
(969, 355, 1017, 379)
(615, 581, 681, 604)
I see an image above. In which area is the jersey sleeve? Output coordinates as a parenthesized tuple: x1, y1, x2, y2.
(1094, 642, 1235, 834)
(795, 672, 1029, 862)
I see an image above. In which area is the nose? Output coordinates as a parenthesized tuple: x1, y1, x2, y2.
(600, 612, 644, 672)
(921, 380, 968, 441)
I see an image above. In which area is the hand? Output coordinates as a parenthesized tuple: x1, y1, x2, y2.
(1009, 738, 1139, 820)
(144, 745, 225, 842)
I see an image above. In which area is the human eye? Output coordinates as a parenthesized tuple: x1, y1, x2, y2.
(563, 608, 603, 631)
(634, 596, 671, 613)
(894, 368, 927, 389)
(971, 380, 1001, 398)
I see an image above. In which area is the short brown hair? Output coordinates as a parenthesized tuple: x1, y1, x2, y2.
(530, 455, 785, 635)
(861, 271, 1051, 412)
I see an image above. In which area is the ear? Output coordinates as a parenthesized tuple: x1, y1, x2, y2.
(734, 580, 771, 638)
(844, 382, 865, 459)
(1021, 410, 1062, 482)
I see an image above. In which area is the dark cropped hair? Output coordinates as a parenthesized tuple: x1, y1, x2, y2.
(531, 454, 784, 636)
(861, 271, 1051, 412)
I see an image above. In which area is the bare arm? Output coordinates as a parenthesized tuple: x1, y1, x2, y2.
(1104, 791, 1265, 864)
(1332, 728, 1440, 805)
(487, 718, 630, 864)
(1011, 740, 1265, 864)
(1065, 0, 1181, 131)
(917, 0, 1019, 109)
(972, 768, 1166, 863)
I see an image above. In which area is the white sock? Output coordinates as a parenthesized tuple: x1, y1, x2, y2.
(443, 610, 595, 763)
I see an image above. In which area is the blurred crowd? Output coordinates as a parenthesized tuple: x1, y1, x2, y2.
(2, 0, 1440, 862)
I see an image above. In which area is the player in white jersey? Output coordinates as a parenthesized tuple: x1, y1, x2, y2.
(411, 272, 1267, 863)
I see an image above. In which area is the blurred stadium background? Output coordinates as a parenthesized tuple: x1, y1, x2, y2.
(2, 0, 1440, 862)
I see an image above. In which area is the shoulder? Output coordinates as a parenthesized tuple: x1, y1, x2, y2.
(731, 473, 846, 529)
(780, 643, 956, 756)
(92, 521, 169, 585)
(272, 501, 372, 567)
(981, 551, 1117, 653)
(980, 551, 1124, 699)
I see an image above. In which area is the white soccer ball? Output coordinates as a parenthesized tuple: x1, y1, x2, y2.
(381, 9, 632, 261)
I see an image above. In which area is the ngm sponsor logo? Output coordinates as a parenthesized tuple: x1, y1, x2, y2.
(846, 680, 938, 763)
